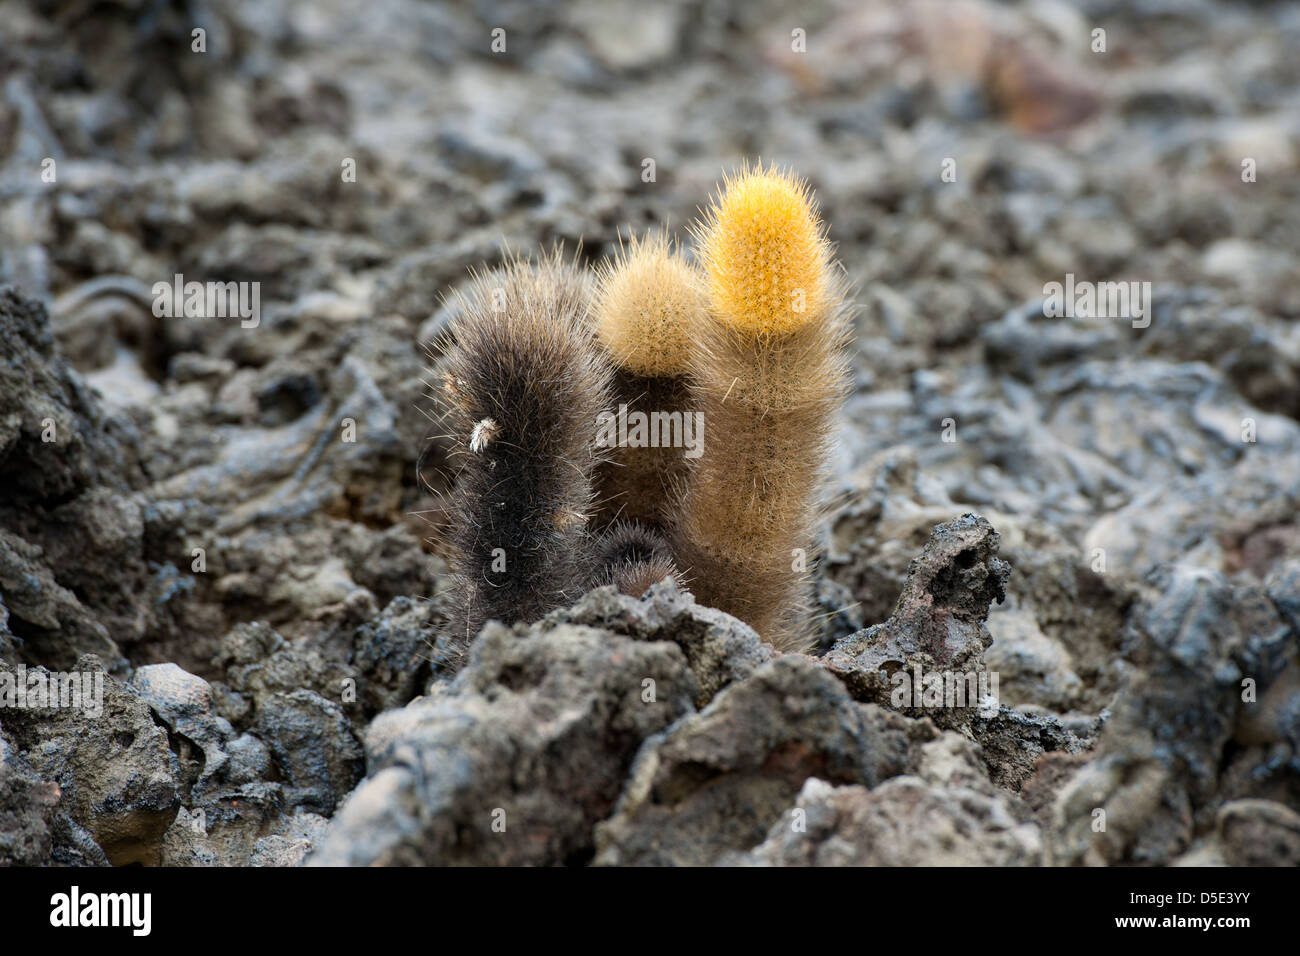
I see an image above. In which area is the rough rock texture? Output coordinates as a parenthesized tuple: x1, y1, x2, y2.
(211, 622, 351, 728)
(351, 596, 448, 714)
(0, 657, 178, 865)
(544, 579, 776, 707)
(731, 774, 1042, 866)
(0, 289, 144, 671)
(593, 657, 935, 866)
(1215, 799, 1300, 867)
(1049, 565, 1299, 865)
(0, 736, 111, 867)
(310, 620, 698, 865)
(128, 663, 235, 798)
(824, 513, 1009, 728)
(253, 690, 364, 815)
(973, 706, 1096, 792)
(211, 601, 444, 729)
(161, 798, 330, 867)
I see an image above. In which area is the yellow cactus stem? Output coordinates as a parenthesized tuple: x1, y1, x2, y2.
(674, 164, 850, 651)
(593, 230, 705, 377)
(695, 163, 832, 338)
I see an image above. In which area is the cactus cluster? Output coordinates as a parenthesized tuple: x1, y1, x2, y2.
(435, 165, 849, 651)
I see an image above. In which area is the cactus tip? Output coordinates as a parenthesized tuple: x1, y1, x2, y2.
(698, 163, 830, 337)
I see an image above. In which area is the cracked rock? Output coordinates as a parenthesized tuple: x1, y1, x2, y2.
(310, 618, 697, 865)
(824, 513, 1010, 730)
(593, 656, 934, 866)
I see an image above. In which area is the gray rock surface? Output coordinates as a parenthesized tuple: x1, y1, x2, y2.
(311, 619, 698, 865)
(594, 657, 934, 865)
(0, 656, 178, 865)
(731, 774, 1042, 866)
(824, 513, 1009, 730)
(2, 0, 1299, 867)
(545, 579, 775, 707)
(253, 690, 364, 815)
(1048, 565, 1299, 865)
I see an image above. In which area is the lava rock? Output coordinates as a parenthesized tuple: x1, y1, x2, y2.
(253, 690, 364, 815)
(593, 656, 934, 866)
(1048, 566, 1293, 865)
(824, 513, 1010, 729)
(545, 579, 775, 707)
(0, 655, 178, 865)
(310, 619, 697, 865)
(730, 774, 1042, 866)
(1216, 799, 1300, 867)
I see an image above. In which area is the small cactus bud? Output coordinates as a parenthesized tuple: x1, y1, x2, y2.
(593, 231, 705, 377)
(591, 232, 705, 531)
(592, 521, 680, 597)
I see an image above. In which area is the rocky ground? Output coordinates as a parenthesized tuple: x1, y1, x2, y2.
(2, 0, 1299, 866)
